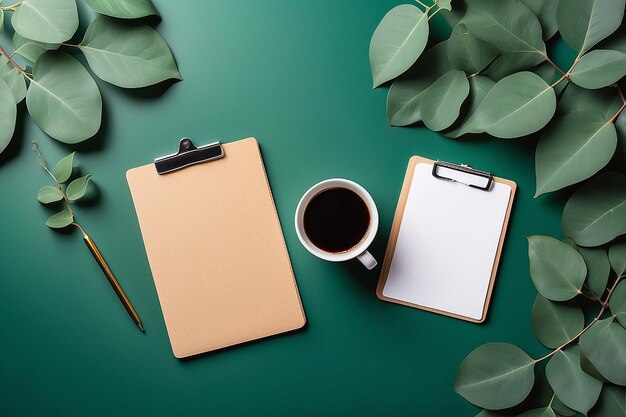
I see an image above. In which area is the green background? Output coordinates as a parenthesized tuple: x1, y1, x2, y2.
(0, 1, 574, 416)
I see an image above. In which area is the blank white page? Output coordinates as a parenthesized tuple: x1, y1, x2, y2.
(382, 163, 511, 321)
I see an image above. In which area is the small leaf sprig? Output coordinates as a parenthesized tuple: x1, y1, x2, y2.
(33, 141, 91, 232)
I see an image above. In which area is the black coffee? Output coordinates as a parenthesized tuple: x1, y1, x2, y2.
(303, 187, 370, 253)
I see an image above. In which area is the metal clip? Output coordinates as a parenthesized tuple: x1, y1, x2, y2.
(432, 160, 493, 191)
(154, 138, 224, 174)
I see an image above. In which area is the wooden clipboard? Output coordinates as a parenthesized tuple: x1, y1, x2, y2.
(376, 155, 516, 323)
(126, 137, 306, 357)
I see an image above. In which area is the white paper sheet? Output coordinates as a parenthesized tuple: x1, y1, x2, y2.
(382, 163, 511, 320)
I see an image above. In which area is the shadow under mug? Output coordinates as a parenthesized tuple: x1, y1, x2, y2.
(294, 178, 378, 270)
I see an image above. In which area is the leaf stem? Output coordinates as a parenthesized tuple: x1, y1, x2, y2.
(415, 0, 430, 10)
(0, 42, 32, 80)
(544, 54, 566, 76)
(33, 141, 75, 218)
(428, 7, 442, 19)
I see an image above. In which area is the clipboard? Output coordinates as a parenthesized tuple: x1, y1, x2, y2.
(377, 156, 516, 323)
(126, 137, 306, 358)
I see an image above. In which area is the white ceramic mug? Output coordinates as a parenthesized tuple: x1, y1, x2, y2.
(294, 179, 378, 270)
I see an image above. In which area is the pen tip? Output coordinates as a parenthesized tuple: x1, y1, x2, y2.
(138, 323, 145, 332)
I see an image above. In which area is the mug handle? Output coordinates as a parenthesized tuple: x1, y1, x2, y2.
(357, 250, 377, 270)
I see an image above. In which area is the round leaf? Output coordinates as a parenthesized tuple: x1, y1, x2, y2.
(11, 0, 78, 44)
(609, 280, 626, 327)
(558, 84, 623, 121)
(556, 0, 626, 53)
(454, 343, 535, 410)
(45, 210, 73, 229)
(37, 186, 63, 204)
(570, 50, 626, 90)
(53, 152, 75, 184)
(609, 242, 626, 276)
(0, 78, 17, 154)
(78, 16, 182, 88)
(26, 51, 102, 144)
(562, 172, 626, 247)
(420, 70, 470, 131)
(552, 395, 577, 417)
(369, 4, 429, 88)
(531, 295, 584, 349)
(66, 175, 91, 202)
(580, 348, 608, 382)
(579, 317, 626, 385)
(518, 407, 557, 417)
(447, 23, 498, 72)
(469, 72, 556, 138)
(386, 41, 450, 126)
(535, 111, 617, 196)
(444, 75, 495, 138)
(545, 346, 603, 415)
(577, 246, 610, 298)
(438, 0, 452, 11)
(520, 0, 558, 40)
(12, 33, 60, 63)
(0, 57, 26, 103)
(527, 235, 587, 301)
(591, 386, 626, 417)
(84, 0, 159, 19)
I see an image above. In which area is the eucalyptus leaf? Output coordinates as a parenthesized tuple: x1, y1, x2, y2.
(66, 175, 91, 202)
(580, 349, 609, 382)
(37, 186, 63, 204)
(608, 242, 626, 276)
(0, 57, 26, 103)
(420, 70, 470, 131)
(12, 33, 60, 63)
(545, 346, 603, 415)
(454, 343, 535, 410)
(552, 395, 577, 417)
(535, 111, 617, 196)
(527, 235, 587, 301)
(52, 152, 74, 184)
(570, 50, 626, 90)
(444, 75, 495, 138)
(447, 23, 498, 72)
(11, 0, 79, 43)
(580, 318, 626, 385)
(467, 72, 556, 138)
(517, 407, 557, 417)
(45, 210, 73, 229)
(484, 52, 545, 82)
(386, 41, 450, 126)
(609, 280, 626, 328)
(561, 172, 626, 247)
(26, 51, 102, 144)
(556, 0, 626, 53)
(532, 62, 556, 84)
(558, 84, 623, 120)
(520, 0, 558, 40)
(590, 386, 626, 417)
(369, 4, 429, 88)
(531, 295, 584, 349)
(0, 78, 17, 154)
(79, 16, 182, 88)
(438, 0, 452, 11)
(84, 0, 159, 19)
(577, 246, 610, 298)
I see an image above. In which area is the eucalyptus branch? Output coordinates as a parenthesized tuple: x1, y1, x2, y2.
(549, 57, 580, 89)
(533, 274, 625, 363)
(0, 42, 32, 80)
(415, 0, 431, 11)
(33, 141, 76, 220)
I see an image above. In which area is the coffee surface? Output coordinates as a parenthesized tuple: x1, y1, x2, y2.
(303, 187, 370, 253)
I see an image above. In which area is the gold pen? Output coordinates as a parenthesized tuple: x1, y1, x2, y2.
(78, 227, 144, 332)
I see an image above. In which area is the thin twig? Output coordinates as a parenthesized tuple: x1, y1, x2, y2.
(544, 54, 567, 76)
(33, 142, 75, 218)
(0, 42, 32, 80)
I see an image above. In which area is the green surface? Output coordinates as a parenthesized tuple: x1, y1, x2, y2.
(0, 1, 574, 416)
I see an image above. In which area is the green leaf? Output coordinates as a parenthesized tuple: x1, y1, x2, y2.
(84, 0, 159, 19)
(444, 75, 495, 138)
(12, 33, 60, 63)
(580, 349, 608, 382)
(517, 407, 557, 417)
(11, 0, 78, 44)
(447, 23, 499, 72)
(609, 280, 626, 327)
(608, 242, 626, 276)
(533, 62, 556, 84)
(0, 57, 26, 103)
(467, 72, 556, 138)
(78, 16, 182, 88)
(527, 235, 587, 301)
(556, 0, 626, 53)
(37, 186, 64, 204)
(590, 386, 626, 417)
(45, 210, 73, 229)
(570, 50, 626, 90)
(483, 52, 544, 81)
(0, 78, 17, 154)
(558, 84, 622, 120)
(52, 152, 74, 183)
(552, 395, 577, 417)
(546, 346, 603, 415)
(369, 4, 429, 88)
(535, 111, 617, 196)
(454, 343, 535, 410)
(438, 0, 452, 11)
(420, 70, 470, 131)
(386, 41, 451, 126)
(520, 0, 558, 40)
(562, 172, 626, 247)
(65, 175, 91, 202)
(0, 9, 3, 34)
(26, 51, 102, 144)
(577, 246, 610, 298)
(531, 295, 584, 349)
(461, 0, 546, 57)
(579, 318, 626, 385)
